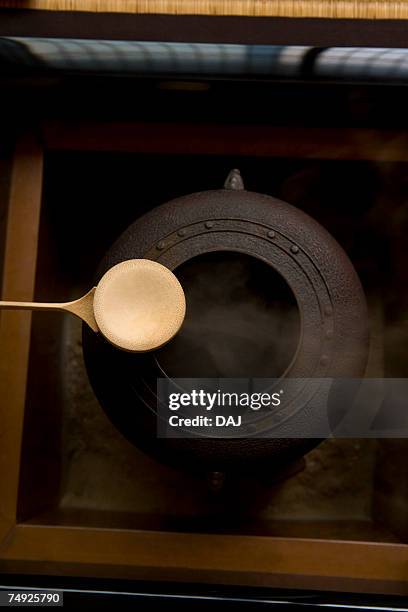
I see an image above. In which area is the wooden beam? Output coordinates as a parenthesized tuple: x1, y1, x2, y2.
(2, 0, 408, 20)
(43, 121, 408, 162)
(0, 134, 43, 542)
(0, 525, 407, 595)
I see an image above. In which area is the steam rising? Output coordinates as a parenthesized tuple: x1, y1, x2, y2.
(157, 252, 300, 378)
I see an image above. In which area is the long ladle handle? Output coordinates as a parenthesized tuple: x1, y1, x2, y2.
(0, 287, 98, 332)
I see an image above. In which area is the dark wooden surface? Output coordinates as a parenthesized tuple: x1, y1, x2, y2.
(0, 135, 43, 545)
(43, 121, 408, 161)
(2, 9, 408, 47)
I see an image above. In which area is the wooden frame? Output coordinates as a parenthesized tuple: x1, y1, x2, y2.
(0, 134, 43, 551)
(2, 0, 408, 20)
(0, 123, 407, 595)
(43, 121, 408, 162)
(1, 11, 408, 49)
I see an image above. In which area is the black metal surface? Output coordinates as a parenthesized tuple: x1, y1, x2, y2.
(82, 177, 369, 475)
(4, 38, 408, 129)
(4, 38, 408, 84)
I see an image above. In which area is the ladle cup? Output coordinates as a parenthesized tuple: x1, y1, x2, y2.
(0, 259, 186, 352)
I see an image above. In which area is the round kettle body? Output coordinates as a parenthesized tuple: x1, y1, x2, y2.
(82, 175, 369, 477)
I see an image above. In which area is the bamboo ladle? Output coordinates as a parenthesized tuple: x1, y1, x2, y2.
(0, 259, 186, 352)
